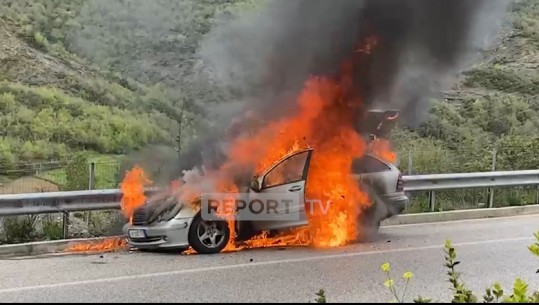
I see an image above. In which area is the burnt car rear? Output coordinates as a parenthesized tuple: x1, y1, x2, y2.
(354, 109, 408, 240)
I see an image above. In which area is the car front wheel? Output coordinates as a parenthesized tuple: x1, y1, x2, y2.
(188, 213, 230, 254)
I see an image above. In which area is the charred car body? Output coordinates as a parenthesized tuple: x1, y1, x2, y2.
(123, 110, 408, 254)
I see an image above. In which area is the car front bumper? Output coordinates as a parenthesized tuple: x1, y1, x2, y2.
(123, 217, 194, 250)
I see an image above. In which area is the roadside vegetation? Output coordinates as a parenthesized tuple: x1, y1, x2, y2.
(314, 231, 539, 303)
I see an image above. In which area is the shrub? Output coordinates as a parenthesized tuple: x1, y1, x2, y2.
(64, 152, 90, 191)
(1, 215, 38, 243)
(314, 289, 327, 303)
(33, 31, 48, 49)
(42, 215, 63, 240)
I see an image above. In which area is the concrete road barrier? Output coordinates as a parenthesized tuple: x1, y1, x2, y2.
(0, 236, 124, 258)
(381, 204, 539, 226)
(1, 205, 538, 258)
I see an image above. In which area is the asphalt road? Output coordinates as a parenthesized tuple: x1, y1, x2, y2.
(0, 214, 537, 303)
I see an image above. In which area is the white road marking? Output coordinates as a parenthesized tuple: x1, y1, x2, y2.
(0, 236, 533, 294)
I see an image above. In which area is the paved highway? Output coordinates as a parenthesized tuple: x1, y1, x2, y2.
(0, 214, 537, 303)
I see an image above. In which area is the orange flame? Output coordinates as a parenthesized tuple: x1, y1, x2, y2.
(222, 52, 373, 248)
(214, 182, 242, 252)
(243, 227, 311, 249)
(183, 228, 310, 255)
(368, 138, 397, 164)
(120, 35, 396, 254)
(65, 237, 128, 253)
(120, 166, 152, 223)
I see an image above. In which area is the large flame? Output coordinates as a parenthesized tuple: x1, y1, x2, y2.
(222, 54, 373, 249)
(119, 35, 394, 254)
(368, 138, 397, 164)
(235, 76, 368, 248)
(120, 166, 152, 223)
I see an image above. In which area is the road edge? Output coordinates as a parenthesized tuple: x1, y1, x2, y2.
(0, 236, 124, 258)
(381, 204, 539, 226)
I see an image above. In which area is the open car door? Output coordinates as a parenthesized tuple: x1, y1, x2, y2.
(248, 148, 313, 231)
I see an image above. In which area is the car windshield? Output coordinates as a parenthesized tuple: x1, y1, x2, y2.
(351, 155, 391, 174)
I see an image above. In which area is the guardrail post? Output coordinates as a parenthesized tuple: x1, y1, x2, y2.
(429, 191, 436, 212)
(86, 162, 96, 226)
(89, 162, 96, 190)
(62, 211, 69, 239)
(408, 151, 412, 175)
(405, 152, 412, 213)
(488, 149, 497, 208)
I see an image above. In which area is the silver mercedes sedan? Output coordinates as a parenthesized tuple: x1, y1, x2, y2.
(122, 149, 408, 254)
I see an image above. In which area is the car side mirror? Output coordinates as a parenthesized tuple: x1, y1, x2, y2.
(250, 177, 261, 192)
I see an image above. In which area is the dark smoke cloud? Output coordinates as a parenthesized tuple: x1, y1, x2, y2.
(199, 0, 512, 127)
(115, 0, 511, 186)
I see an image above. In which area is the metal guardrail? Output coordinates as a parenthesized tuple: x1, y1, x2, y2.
(0, 170, 538, 237)
(402, 170, 539, 191)
(0, 188, 162, 215)
(403, 169, 539, 211)
(0, 187, 161, 238)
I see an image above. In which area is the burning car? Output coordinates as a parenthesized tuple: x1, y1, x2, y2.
(122, 110, 408, 255)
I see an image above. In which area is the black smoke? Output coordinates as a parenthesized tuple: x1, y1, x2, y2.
(200, 0, 512, 127)
(159, 0, 512, 181)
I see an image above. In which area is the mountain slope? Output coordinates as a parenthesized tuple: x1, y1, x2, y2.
(392, 0, 539, 174)
(0, 18, 180, 168)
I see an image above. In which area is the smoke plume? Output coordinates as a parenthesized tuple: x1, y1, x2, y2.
(116, 0, 512, 186)
(199, 0, 512, 127)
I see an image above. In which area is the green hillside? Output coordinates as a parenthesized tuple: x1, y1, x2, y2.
(0, 0, 537, 177)
(0, 0, 214, 167)
(392, 0, 539, 174)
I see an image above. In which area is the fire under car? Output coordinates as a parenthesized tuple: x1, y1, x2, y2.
(122, 110, 409, 254)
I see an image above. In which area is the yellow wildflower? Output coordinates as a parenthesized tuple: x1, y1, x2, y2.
(403, 272, 414, 280)
(381, 263, 391, 273)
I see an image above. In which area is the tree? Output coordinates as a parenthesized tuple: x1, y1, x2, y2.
(64, 152, 89, 191)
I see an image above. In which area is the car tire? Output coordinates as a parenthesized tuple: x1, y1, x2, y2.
(357, 205, 381, 242)
(356, 185, 387, 242)
(188, 213, 230, 254)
